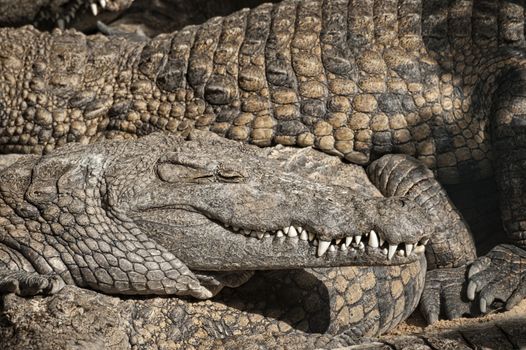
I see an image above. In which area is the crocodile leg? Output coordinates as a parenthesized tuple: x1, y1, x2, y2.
(367, 154, 478, 323)
(0, 243, 64, 296)
(0, 224, 213, 300)
(0, 161, 213, 300)
(466, 67, 526, 313)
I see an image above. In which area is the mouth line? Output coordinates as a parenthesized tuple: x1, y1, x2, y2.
(138, 206, 429, 262)
(222, 223, 429, 260)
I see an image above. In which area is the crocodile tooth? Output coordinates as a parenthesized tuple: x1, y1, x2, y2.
(57, 19, 65, 30)
(308, 232, 315, 241)
(99, 0, 106, 8)
(382, 248, 388, 255)
(288, 226, 298, 238)
(340, 244, 347, 251)
(233, 227, 240, 232)
(276, 230, 284, 238)
(250, 232, 258, 238)
(345, 237, 353, 247)
(264, 233, 271, 238)
(329, 245, 336, 252)
(358, 242, 365, 250)
(242, 229, 251, 236)
(90, 3, 99, 16)
(405, 243, 414, 256)
(335, 238, 342, 245)
(300, 230, 308, 241)
(379, 238, 385, 246)
(313, 240, 318, 246)
(257, 232, 265, 239)
(397, 249, 405, 257)
(387, 244, 397, 260)
(421, 238, 429, 245)
(317, 240, 331, 257)
(354, 235, 362, 244)
(368, 230, 379, 248)
(296, 226, 303, 233)
(414, 245, 425, 253)
(283, 227, 289, 234)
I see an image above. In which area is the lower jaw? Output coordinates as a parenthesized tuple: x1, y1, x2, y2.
(185, 249, 424, 271)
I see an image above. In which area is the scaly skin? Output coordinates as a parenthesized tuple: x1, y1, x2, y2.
(1, 0, 526, 324)
(0, 130, 431, 343)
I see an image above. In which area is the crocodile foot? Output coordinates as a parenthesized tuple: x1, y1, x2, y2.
(0, 270, 65, 296)
(467, 244, 526, 313)
(420, 266, 478, 324)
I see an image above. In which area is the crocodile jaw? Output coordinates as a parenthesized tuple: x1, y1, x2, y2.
(132, 211, 429, 271)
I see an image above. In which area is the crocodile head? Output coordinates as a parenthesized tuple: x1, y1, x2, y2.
(14, 131, 432, 296)
(105, 131, 432, 271)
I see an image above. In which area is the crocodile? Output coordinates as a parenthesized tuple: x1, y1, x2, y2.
(0, 0, 273, 37)
(0, 0, 134, 29)
(1, 0, 526, 328)
(0, 129, 435, 346)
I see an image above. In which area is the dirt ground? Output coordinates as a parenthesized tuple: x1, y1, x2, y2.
(389, 298, 526, 335)
(377, 299, 526, 349)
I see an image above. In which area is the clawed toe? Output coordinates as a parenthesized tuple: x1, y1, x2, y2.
(467, 244, 526, 313)
(0, 271, 65, 297)
(420, 266, 475, 324)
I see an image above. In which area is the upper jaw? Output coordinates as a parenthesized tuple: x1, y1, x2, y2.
(214, 196, 432, 263)
(129, 187, 432, 269)
(132, 208, 431, 271)
(217, 221, 430, 264)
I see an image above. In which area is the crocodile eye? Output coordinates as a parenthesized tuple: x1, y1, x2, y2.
(217, 164, 246, 183)
(157, 163, 214, 183)
(157, 152, 215, 183)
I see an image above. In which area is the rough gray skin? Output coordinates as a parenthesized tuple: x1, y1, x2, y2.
(1, 0, 526, 326)
(0, 130, 432, 345)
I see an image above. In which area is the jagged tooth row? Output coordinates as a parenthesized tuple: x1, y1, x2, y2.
(316, 230, 429, 259)
(230, 225, 315, 242)
(377, 235, 429, 260)
(226, 224, 429, 259)
(53, 0, 107, 29)
(90, 0, 108, 16)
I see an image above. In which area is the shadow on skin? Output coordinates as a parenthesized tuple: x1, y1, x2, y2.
(215, 269, 332, 334)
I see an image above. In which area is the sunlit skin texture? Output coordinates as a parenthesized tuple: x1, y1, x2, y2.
(1, 0, 526, 336)
(0, 131, 433, 344)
